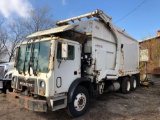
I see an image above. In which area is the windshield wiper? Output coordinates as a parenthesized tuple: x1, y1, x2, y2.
(28, 43, 35, 76)
(34, 41, 40, 75)
(23, 41, 29, 75)
(28, 41, 40, 76)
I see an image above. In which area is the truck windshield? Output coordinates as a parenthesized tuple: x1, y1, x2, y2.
(0, 66, 5, 79)
(17, 41, 50, 73)
(17, 44, 27, 72)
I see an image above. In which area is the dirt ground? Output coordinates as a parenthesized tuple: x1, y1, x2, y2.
(1, 78, 160, 120)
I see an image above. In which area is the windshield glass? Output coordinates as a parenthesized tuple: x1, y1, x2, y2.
(33, 41, 50, 73)
(0, 66, 5, 78)
(25, 44, 32, 71)
(17, 41, 50, 73)
(17, 44, 27, 72)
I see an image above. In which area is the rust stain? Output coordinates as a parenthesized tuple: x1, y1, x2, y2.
(119, 69, 124, 76)
(39, 90, 45, 96)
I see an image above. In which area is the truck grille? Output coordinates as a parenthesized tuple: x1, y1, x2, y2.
(0, 66, 5, 79)
(17, 77, 37, 95)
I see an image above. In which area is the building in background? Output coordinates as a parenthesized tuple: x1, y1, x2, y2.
(139, 30, 160, 79)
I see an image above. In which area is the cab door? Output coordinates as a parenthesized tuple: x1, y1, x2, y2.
(54, 41, 81, 94)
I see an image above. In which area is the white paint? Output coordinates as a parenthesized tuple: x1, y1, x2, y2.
(54, 40, 81, 94)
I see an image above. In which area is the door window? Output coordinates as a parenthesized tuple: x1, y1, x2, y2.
(57, 42, 75, 60)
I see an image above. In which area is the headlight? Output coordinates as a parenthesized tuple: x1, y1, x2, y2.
(13, 77, 16, 82)
(9, 74, 12, 78)
(40, 81, 45, 88)
(5, 74, 12, 79)
(5, 75, 8, 79)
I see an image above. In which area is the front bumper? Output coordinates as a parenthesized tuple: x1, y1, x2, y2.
(7, 92, 47, 112)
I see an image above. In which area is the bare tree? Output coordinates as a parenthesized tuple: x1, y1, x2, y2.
(24, 6, 56, 34)
(6, 19, 26, 62)
(6, 6, 56, 62)
(0, 18, 8, 62)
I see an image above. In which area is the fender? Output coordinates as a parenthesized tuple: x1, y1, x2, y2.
(67, 78, 93, 103)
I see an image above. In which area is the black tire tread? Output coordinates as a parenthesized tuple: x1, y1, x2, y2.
(67, 86, 89, 117)
(121, 77, 130, 94)
(130, 76, 137, 91)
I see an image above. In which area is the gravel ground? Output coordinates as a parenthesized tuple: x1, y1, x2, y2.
(1, 78, 160, 120)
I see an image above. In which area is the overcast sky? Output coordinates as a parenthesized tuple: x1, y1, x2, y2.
(0, 0, 159, 41)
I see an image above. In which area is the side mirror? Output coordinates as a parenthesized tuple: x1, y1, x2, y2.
(61, 42, 68, 59)
(14, 47, 20, 67)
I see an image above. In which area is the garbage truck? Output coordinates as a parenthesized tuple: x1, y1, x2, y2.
(7, 10, 140, 117)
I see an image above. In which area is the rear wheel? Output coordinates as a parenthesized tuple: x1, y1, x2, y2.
(67, 86, 89, 117)
(130, 76, 137, 91)
(135, 74, 140, 87)
(121, 77, 130, 94)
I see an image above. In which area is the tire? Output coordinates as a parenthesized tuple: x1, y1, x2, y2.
(135, 74, 140, 87)
(8, 88, 13, 92)
(130, 76, 137, 91)
(67, 86, 89, 117)
(121, 77, 130, 94)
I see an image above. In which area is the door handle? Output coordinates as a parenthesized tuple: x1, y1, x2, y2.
(74, 71, 77, 75)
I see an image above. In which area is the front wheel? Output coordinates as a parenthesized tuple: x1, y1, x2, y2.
(67, 86, 89, 117)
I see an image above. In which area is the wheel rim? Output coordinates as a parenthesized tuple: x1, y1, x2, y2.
(127, 81, 130, 91)
(74, 93, 86, 111)
(133, 79, 137, 88)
